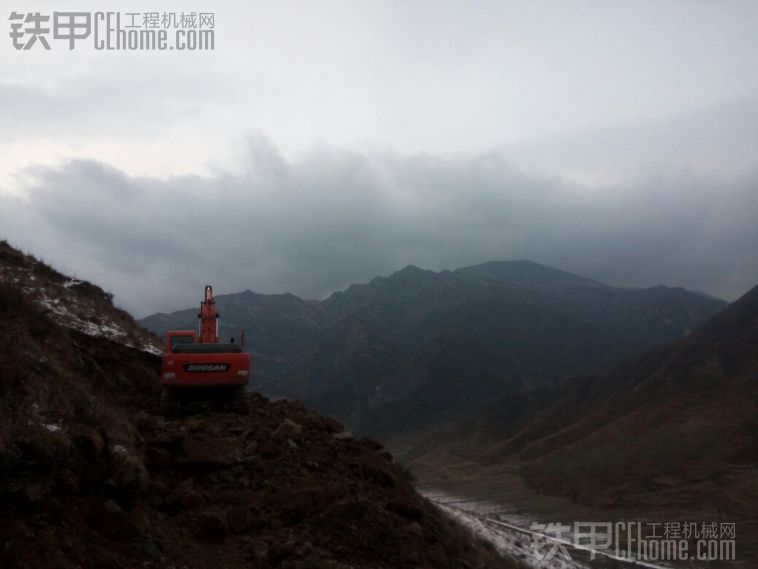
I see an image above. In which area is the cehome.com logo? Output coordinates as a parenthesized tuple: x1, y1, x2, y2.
(184, 363, 229, 373)
(9, 11, 215, 51)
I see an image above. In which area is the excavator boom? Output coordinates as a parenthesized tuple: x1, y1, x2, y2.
(199, 285, 219, 344)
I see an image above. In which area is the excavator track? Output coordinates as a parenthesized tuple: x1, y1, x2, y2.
(160, 385, 250, 416)
(160, 386, 183, 416)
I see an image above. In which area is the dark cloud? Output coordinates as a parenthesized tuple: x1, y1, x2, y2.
(3, 137, 757, 317)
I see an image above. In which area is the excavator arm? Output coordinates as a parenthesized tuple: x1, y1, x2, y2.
(198, 285, 219, 344)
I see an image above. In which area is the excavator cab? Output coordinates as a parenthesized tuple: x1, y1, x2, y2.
(160, 286, 251, 415)
(167, 331, 195, 351)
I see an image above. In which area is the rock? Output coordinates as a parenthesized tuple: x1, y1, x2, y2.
(386, 496, 424, 521)
(133, 411, 150, 431)
(295, 540, 315, 557)
(360, 459, 396, 488)
(226, 506, 254, 534)
(360, 436, 384, 450)
(274, 419, 303, 439)
(149, 415, 168, 430)
(284, 484, 344, 522)
(146, 446, 173, 469)
(165, 478, 194, 507)
(57, 468, 79, 493)
(74, 431, 105, 457)
(163, 479, 205, 512)
(322, 416, 344, 434)
(268, 539, 296, 565)
(148, 429, 185, 448)
(194, 508, 228, 540)
(87, 499, 141, 539)
(301, 412, 325, 430)
(184, 418, 206, 433)
(406, 521, 424, 537)
(23, 479, 50, 502)
(257, 439, 281, 459)
(332, 431, 353, 441)
(179, 490, 206, 511)
(109, 446, 149, 492)
(16, 436, 54, 466)
(180, 437, 241, 465)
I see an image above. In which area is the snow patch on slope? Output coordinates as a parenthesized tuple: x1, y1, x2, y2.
(0, 264, 162, 355)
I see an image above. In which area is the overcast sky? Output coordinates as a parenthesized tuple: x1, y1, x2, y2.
(2, 0, 757, 316)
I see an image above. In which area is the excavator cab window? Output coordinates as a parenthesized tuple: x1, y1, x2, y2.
(170, 334, 194, 351)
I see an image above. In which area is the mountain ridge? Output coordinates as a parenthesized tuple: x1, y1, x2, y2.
(140, 260, 727, 441)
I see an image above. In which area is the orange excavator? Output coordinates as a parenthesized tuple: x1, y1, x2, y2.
(160, 285, 250, 414)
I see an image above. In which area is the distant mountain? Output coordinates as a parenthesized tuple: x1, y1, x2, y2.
(455, 259, 609, 293)
(140, 260, 726, 440)
(456, 260, 720, 349)
(406, 282, 758, 512)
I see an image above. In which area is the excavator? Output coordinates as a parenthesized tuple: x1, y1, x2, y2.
(160, 285, 250, 415)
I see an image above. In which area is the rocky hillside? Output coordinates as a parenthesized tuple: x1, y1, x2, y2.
(0, 240, 161, 355)
(0, 246, 518, 569)
(141, 260, 725, 440)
